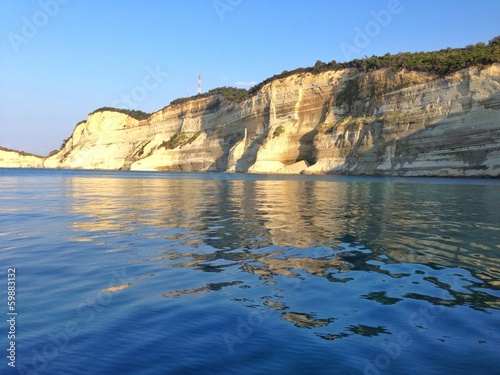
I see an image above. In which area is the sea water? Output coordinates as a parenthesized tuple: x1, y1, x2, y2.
(0, 168, 499, 374)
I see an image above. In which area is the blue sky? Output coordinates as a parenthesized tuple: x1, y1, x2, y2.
(1, 0, 499, 155)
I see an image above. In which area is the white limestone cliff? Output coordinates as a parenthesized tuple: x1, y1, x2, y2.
(0, 148, 43, 168)
(2, 64, 500, 177)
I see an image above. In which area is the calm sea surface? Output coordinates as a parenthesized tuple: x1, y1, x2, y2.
(1, 168, 499, 375)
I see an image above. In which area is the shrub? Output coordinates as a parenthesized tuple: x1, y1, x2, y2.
(159, 131, 203, 150)
(272, 125, 285, 138)
(186, 130, 203, 144)
(316, 122, 334, 134)
(0, 146, 43, 158)
(159, 133, 188, 150)
(88, 107, 151, 121)
(170, 87, 249, 106)
(169, 37, 499, 109)
(60, 136, 71, 150)
(249, 36, 499, 96)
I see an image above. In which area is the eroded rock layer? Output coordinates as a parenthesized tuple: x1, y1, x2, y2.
(0, 148, 43, 168)
(5, 64, 500, 176)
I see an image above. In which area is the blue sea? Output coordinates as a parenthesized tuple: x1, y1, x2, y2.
(1, 168, 499, 374)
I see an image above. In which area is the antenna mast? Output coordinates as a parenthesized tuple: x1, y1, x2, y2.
(198, 73, 202, 95)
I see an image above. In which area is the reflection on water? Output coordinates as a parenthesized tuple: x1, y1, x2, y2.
(66, 175, 500, 289)
(162, 281, 243, 298)
(60, 174, 500, 321)
(2, 170, 500, 374)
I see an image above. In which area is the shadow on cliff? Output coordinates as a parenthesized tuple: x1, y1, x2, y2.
(197, 96, 233, 171)
(234, 132, 269, 172)
(296, 97, 339, 167)
(318, 90, 500, 176)
(297, 130, 318, 165)
(206, 96, 272, 172)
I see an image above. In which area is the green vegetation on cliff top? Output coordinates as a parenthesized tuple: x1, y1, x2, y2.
(88, 107, 152, 120)
(169, 36, 499, 106)
(248, 36, 499, 95)
(93, 37, 500, 114)
(0, 146, 43, 158)
(170, 87, 249, 106)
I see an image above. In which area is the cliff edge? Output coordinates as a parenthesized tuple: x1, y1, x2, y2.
(0, 147, 43, 168)
(39, 63, 500, 177)
(2, 40, 499, 177)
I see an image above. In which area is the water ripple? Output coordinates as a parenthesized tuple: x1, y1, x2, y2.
(1, 170, 499, 374)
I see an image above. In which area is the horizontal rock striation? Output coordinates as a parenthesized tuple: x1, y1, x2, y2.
(0, 148, 43, 168)
(3, 64, 500, 177)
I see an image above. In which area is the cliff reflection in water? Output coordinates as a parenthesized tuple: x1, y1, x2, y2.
(66, 174, 500, 315)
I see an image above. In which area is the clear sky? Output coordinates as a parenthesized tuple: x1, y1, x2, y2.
(1, 0, 499, 155)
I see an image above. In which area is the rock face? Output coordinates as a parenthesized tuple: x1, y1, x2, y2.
(0, 148, 43, 168)
(5, 64, 500, 176)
